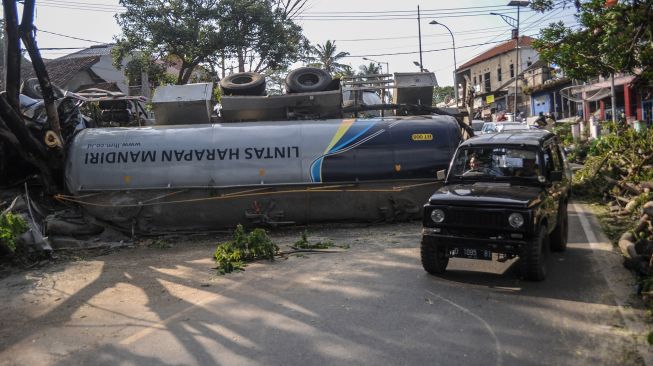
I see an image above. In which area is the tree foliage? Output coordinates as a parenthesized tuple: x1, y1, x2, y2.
(213, 224, 278, 274)
(432, 86, 455, 105)
(216, 0, 308, 73)
(309, 40, 350, 73)
(0, 212, 28, 253)
(122, 53, 176, 89)
(113, 0, 308, 85)
(358, 62, 380, 76)
(531, 0, 653, 83)
(114, 0, 224, 85)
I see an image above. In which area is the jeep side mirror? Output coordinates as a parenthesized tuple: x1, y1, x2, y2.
(436, 169, 447, 181)
(549, 171, 563, 181)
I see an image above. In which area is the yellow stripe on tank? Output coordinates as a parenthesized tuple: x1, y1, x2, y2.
(323, 119, 355, 154)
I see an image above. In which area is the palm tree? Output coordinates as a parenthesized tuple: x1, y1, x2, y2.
(358, 62, 381, 76)
(311, 40, 350, 73)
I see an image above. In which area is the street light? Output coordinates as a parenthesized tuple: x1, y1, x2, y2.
(413, 61, 429, 72)
(491, 1, 529, 119)
(430, 20, 457, 107)
(362, 57, 390, 74)
(362, 57, 391, 103)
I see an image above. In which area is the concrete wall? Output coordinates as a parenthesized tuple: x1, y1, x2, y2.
(89, 54, 128, 94)
(65, 71, 97, 92)
(467, 48, 538, 93)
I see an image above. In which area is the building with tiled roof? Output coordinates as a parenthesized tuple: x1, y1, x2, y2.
(21, 56, 104, 92)
(455, 36, 538, 118)
(52, 44, 132, 94)
(1, 44, 135, 95)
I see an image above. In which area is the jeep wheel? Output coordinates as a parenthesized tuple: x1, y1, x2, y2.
(550, 204, 568, 252)
(420, 236, 449, 275)
(521, 226, 549, 281)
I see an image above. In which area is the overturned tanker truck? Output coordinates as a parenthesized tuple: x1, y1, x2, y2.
(61, 69, 466, 232)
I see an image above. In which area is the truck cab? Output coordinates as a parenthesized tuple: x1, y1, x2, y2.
(421, 130, 571, 281)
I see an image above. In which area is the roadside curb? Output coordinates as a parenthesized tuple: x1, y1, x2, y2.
(573, 202, 652, 366)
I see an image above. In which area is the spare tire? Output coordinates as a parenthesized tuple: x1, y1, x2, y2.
(285, 67, 332, 93)
(220, 72, 266, 96)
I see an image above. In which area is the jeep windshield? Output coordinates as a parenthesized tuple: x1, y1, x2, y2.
(449, 146, 541, 182)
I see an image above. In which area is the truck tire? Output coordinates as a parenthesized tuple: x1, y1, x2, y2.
(521, 226, 549, 281)
(550, 204, 568, 252)
(220, 72, 266, 96)
(285, 67, 332, 93)
(421, 236, 449, 275)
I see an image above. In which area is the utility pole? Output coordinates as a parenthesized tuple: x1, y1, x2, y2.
(610, 73, 616, 123)
(508, 1, 529, 119)
(417, 5, 423, 72)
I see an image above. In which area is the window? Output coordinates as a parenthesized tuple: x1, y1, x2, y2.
(484, 72, 491, 92)
(450, 147, 540, 179)
(543, 145, 562, 175)
(527, 61, 532, 67)
(497, 66, 502, 82)
(473, 76, 477, 85)
(510, 64, 515, 78)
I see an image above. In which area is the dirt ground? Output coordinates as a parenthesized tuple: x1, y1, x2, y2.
(0, 221, 419, 353)
(0, 216, 651, 366)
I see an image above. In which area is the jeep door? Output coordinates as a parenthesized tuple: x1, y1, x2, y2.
(542, 142, 566, 234)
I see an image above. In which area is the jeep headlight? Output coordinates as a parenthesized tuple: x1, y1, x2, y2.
(508, 213, 524, 228)
(431, 209, 445, 223)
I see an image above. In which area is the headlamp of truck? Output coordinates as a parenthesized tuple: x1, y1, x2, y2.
(431, 209, 445, 223)
(508, 213, 524, 228)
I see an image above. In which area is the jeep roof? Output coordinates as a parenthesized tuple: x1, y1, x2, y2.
(462, 130, 555, 148)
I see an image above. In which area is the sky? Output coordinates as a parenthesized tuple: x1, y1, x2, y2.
(7, 0, 578, 87)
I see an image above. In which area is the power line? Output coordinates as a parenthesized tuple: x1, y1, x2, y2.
(303, 4, 518, 14)
(345, 31, 521, 54)
(38, 47, 89, 50)
(342, 39, 514, 58)
(35, 1, 125, 13)
(35, 2, 519, 15)
(38, 29, 106, 44)
(298, 8, 527, 18)
(333, 11, 576, 44)
(335, 25, 512, 43)
(466, 2, 567, 54)
(295, 11, 537, 21)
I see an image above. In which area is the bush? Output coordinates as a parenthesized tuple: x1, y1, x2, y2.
(213, 224, 278, 274)
(294, 230, 336, 249)
(0, 212, 28, 253)
(553, 123, 573, 145)
(572, 127, 653, 197)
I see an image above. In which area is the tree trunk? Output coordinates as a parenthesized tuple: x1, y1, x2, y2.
(2, 0, 21, 111)
(18, 0, 63, 144)
(0, 114, 56, 191)
(237, 49, 245, 73)
(179, 58, 201, 85)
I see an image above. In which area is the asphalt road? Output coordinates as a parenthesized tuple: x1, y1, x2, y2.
(0, 203, 650, 366)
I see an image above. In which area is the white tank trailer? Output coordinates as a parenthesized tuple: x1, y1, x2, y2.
(64, 116, 462, 232)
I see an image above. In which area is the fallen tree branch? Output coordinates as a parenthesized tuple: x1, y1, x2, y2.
(592, 152, 613, 179)
(1, 196, 20, 216)
(0, 112, 56, 192)
(18, 0, 63, 142)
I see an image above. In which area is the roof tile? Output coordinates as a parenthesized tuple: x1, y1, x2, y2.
(458, 36, 534, 71)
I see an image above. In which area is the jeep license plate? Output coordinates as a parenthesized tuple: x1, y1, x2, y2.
(449, 248, 492, 260)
